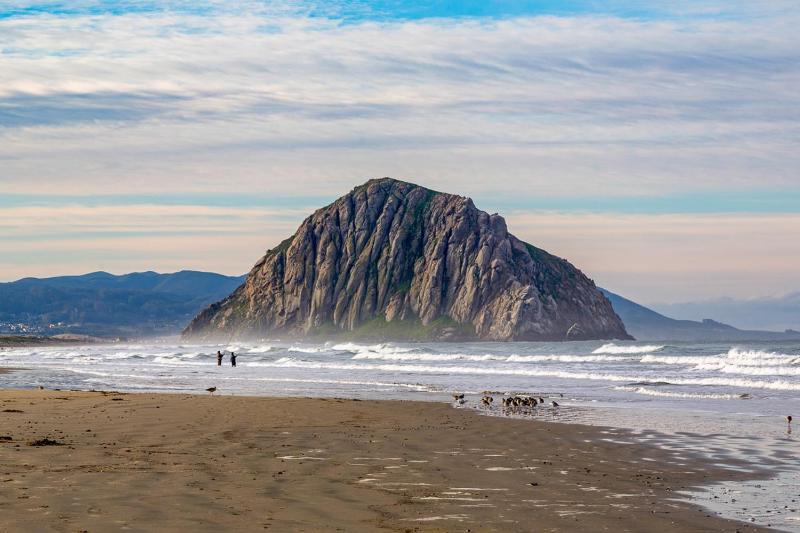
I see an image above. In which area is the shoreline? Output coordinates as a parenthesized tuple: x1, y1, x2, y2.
(0, 335, 114, 348)
(0, 389, 770, 532)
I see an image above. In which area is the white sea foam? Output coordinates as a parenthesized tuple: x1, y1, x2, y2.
(256, 359, 800, 391)
(642, 348, 800, 373)
(613, 386, 743, 400)
(641, 355, 722, 365)
(693, 363, 800, 376)
(723, 348, 799, 365)
(104, 351, 146, 360)
(4, 342, 799, 416)
(247, 377, 433, 391)
(331, 342, 386, 352)
(245, 345, 273, 353)
(593, 343, 664, 355)
(352, 352, 504, 362)
(152, 356, 204, 365)
(506, 354, 628, 363)
(351, 352, 627, 363)
(288, 346, 326, 354)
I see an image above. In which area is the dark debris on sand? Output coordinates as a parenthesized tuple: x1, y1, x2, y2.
(28, 437, 64, 447)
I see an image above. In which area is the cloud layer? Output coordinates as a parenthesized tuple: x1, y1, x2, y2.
(1, 2, 798, 300)
(2, 5, 798, 197)
(504, 212, 800, 302)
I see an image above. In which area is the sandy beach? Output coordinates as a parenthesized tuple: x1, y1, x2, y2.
(0, 386, 770, 532)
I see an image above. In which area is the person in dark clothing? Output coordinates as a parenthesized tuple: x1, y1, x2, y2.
(230, 352, 237, 367)
(217, 351, 223, 366)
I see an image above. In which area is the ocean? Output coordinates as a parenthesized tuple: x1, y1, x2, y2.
(2, 339, 799, 529)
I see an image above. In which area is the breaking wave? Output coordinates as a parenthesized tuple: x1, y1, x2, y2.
(331, 342, 410, 353)
(350, 352, 628, 363)
(613, 386, 744, 400)
(4, 341, 798, 409)
(506, 354, 628, 363)
(593, 343, 664, 355)
(641, 348, 800, 377)
(247, 377, 433, 391)
(693, 363, 800, 376)
(288, 346, 327, 354)
(352, 352, 504, 362)
(253, 359, 800, 391)
(245, 345, 274, 353)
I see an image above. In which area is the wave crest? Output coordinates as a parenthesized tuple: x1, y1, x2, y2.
(613, 386, 744, 400)
(593, 343, 664, 355)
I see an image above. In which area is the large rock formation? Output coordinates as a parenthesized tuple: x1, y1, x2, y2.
(184, 178, 631, 341)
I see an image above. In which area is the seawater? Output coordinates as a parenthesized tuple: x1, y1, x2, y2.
(1, 339, 799, 529)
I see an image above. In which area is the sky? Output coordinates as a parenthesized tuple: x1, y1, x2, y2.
(1, 1, 798, 304)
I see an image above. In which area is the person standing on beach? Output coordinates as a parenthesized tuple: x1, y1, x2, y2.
(231, 351, 237, 367)
(217, 351, 223, 366)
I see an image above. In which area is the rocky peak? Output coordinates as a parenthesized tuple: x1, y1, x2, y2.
(184, 178, 631, 341)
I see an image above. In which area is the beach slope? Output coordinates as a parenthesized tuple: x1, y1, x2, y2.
(0, 390, 764, 532)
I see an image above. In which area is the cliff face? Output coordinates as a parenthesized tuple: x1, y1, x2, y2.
(184, 179, 631, 341)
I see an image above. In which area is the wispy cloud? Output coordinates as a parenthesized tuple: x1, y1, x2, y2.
(1, 5, 797, 198)
(0, 2, 798, 299)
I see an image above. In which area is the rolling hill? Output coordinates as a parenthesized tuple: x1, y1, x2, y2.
(0, 271, 245, 338)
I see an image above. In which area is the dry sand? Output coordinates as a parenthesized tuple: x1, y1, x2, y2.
(0, 389, 768, 532)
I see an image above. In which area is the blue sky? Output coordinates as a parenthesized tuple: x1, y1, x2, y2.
(0, 1, 728, 20)
(0, 1, 793, 21)
(3, 189, 800, 214)
(1, 1, 798, 302)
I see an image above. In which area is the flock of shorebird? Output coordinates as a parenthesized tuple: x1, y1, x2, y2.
(452, 393, 561, 411)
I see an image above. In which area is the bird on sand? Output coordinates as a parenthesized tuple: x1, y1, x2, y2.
(551, 401, 560, 407)
(206, 387, 217, 395)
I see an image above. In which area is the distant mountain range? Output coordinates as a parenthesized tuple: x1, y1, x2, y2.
(650, 293, 800, 332)
(1, 269, 796, 342)
(600, 289, 800, 342)
(0, 271, 244, 338)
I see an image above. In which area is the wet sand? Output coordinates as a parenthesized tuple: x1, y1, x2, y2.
(0, 389, 769, 532)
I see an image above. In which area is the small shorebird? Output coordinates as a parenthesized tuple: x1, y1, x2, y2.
(551, 401, 560, 407)
(481, 396, 493, 407)
(206, 387, 217, 395)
